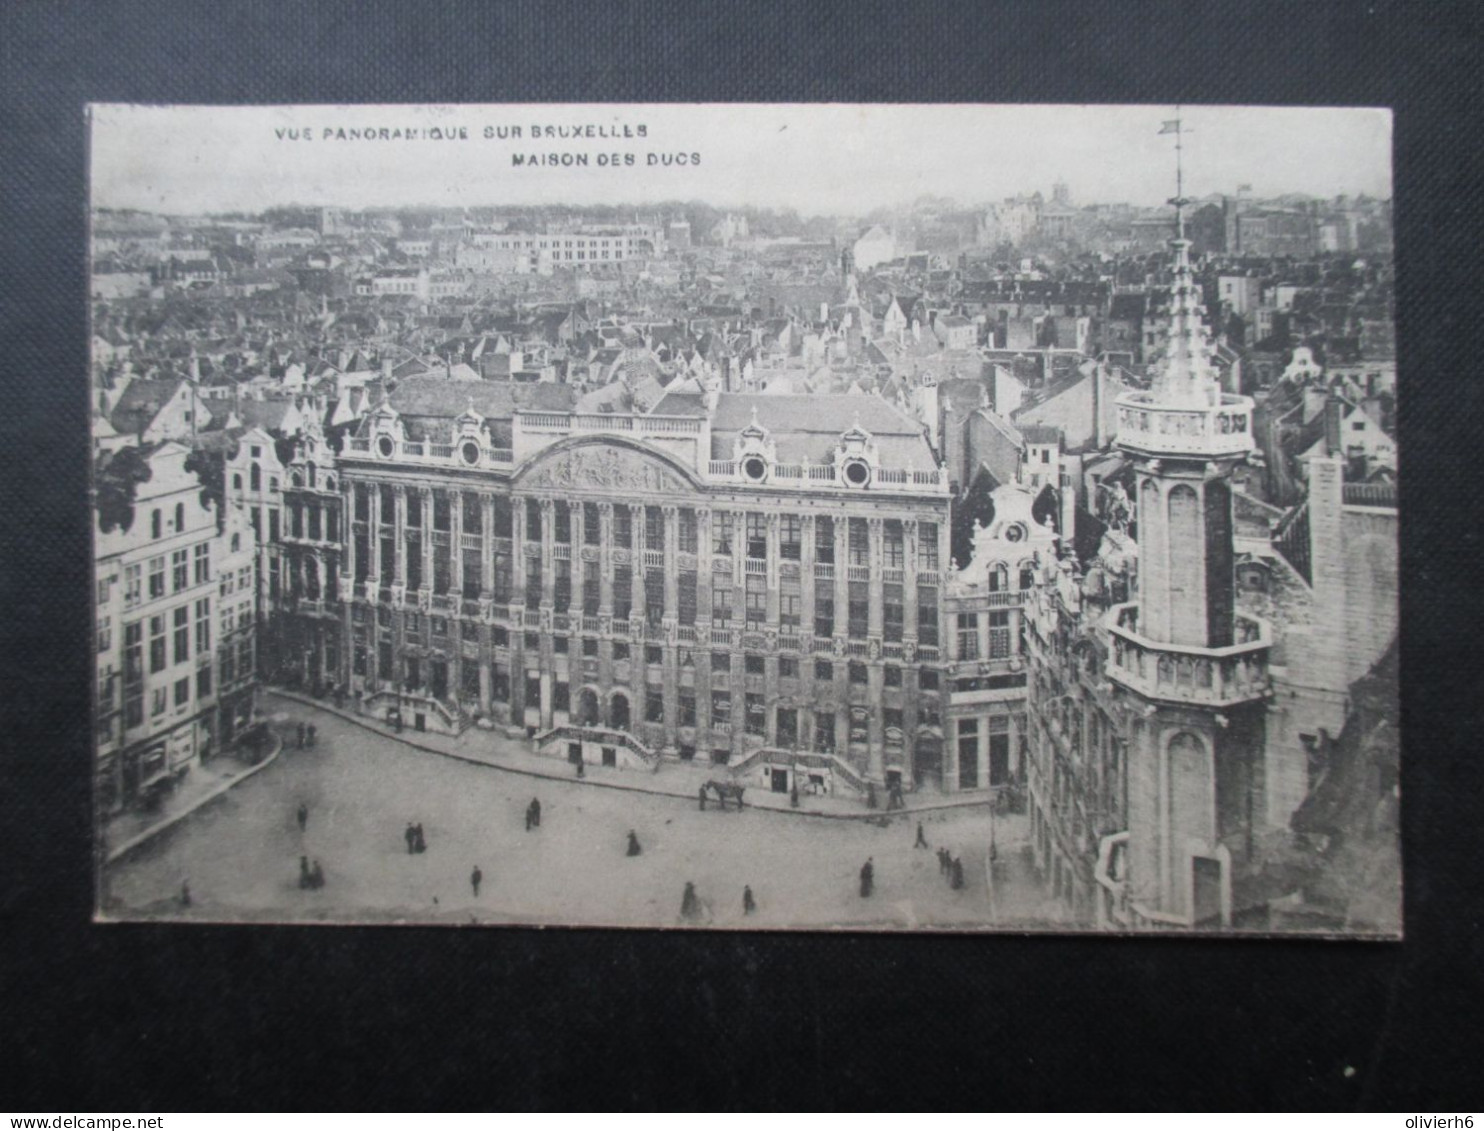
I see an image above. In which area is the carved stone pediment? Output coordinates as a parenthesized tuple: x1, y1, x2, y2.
(519, 440, 695, 495)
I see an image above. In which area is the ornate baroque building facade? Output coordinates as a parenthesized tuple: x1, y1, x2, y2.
(305, 392, 954, 793)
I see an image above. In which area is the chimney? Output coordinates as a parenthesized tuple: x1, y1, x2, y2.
(1323, 397, 1343, 456)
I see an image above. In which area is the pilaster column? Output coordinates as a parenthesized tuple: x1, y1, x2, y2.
(539, 498, 556, 609)
(481, 494, 495, 597)
(449, 489, 464, 597)
(696, 507, 713, 628)
(420, 489, 434, 595)
(833, 518, 849, 644)
(393, 486, 407, 586)
(597, 502, 614, 615)
(662, 505, 679, 622)
(902, 518, 919, 640)
(867, 516, 885, 640)
(867, 662, 885, 782)
(509, 494, 526, 608)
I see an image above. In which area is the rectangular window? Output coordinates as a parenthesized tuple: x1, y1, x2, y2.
(125, 564, 142, 608)
(678, 573, 698, 624)
(149, 615, 166, 673)
(308, 505, 322, 542)
(435, 492, 452, 533)
(745, 693, 765, 736)
(815, 516, 834, 563)
(645, 685, 664, 723)
(555, 560, 573, 610)
(779, 514, 801, 560)
(883, 520, 904, 568)
(492, 553, 511, 605)
(883, 583, 903, 643)
(776, 707, 798, 747)
(172, 549, 189, 592)
(96, 617, 111, 654)
(918, 587, 939, 647)
(151, 688, 167, 717)
(269, 509, 280, 543)
(679, 509, 697, 554)
(957, 613, 980, 660)
(613, 505, 632, 547)
(711, 652, 730, 673)
(919, 669, 939, 691)
(744, 575, 767, 628)
(194, 542, 210, 584)
(583, 572, 601, 616)
(744, 653, 765, 675)
(291, 503, 304, 539)
(848, 518, 869, 566)
(554, 503, 571, 544)
(989, 610, 1012, 659)
(173, 606, 189, 664)
(814, 711, 836, 751)
(884, 665, 902, 688)
(149, 556, 166, 600)
(780, 577, 801, 632)
(582, 502, 600, 546)
(712, 584, 732, 624)
(492, 497, 511, 537)
(712, 511, 734, 556)
(959, 718, 980, 788)
(919, 522, 939, 570)
(524, 559, 542, 608)
(613, 566, 632, 620)
(849, 661, 868, 685)
(644, 570, 664, 625)
(679, 690, 697, 728)
(745, 513, 767, 560)
(644, 506, 665, 552)
(711, 690, 731, 727)
(847, 581, 869, 640)
(814, 659, 833, 682)
(174, 677, 190, 708)
(197, 664, 212, 699)
(815, 595, 834, 639)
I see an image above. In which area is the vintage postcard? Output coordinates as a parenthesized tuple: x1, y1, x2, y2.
(89, 102, 1397, 934)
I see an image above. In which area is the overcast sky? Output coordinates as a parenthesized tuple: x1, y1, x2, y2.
(91, 103, 1392, 217)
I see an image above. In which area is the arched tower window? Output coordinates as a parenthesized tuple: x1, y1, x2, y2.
(250, 463, 261, 492)
(988, 563, 1009, 592)
(174, 502, 184, 531)
(151, 510, 162, 539)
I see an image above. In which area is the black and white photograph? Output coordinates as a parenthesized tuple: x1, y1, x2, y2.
(89, 101, 1398, 936)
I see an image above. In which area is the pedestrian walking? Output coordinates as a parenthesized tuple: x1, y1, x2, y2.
(414, 823, 427, 853)
(743, 885, 756, 915)
(626, 830, 642, 857)
(405, 822, 416, 855)
(297, 803, 308, 833)
(680, 881, 700, 921)
(950, 856, 965, 891)
(179, 880, 192, 907)
(296, 722, 305, 749)
(307, 724, 317, 748)
(470, 865, 482, 897)
(524, 803, 534, 831)
(575, 760, 585, 778)
(938, 846, 949, 874)
(299, 856, 311, 889)
(914, 821, 928, 849)
(859, 857, 875, 898)
(698, 785, 708, 811)
(310, 860, 325, 889)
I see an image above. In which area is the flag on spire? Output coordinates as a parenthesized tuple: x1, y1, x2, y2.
(1159, 119, 1182, 135)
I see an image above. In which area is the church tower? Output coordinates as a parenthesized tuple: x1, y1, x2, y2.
(1106, 114, 1272, 928)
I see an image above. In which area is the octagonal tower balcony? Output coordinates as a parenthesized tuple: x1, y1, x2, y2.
(1114, 391, 1255, 461)
(1103, 600, 1271, 708)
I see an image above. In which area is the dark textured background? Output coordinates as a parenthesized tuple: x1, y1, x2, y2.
(2, 0, 1481, 1111)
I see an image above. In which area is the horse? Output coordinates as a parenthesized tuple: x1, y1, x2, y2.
(703, 779, 747, 811)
